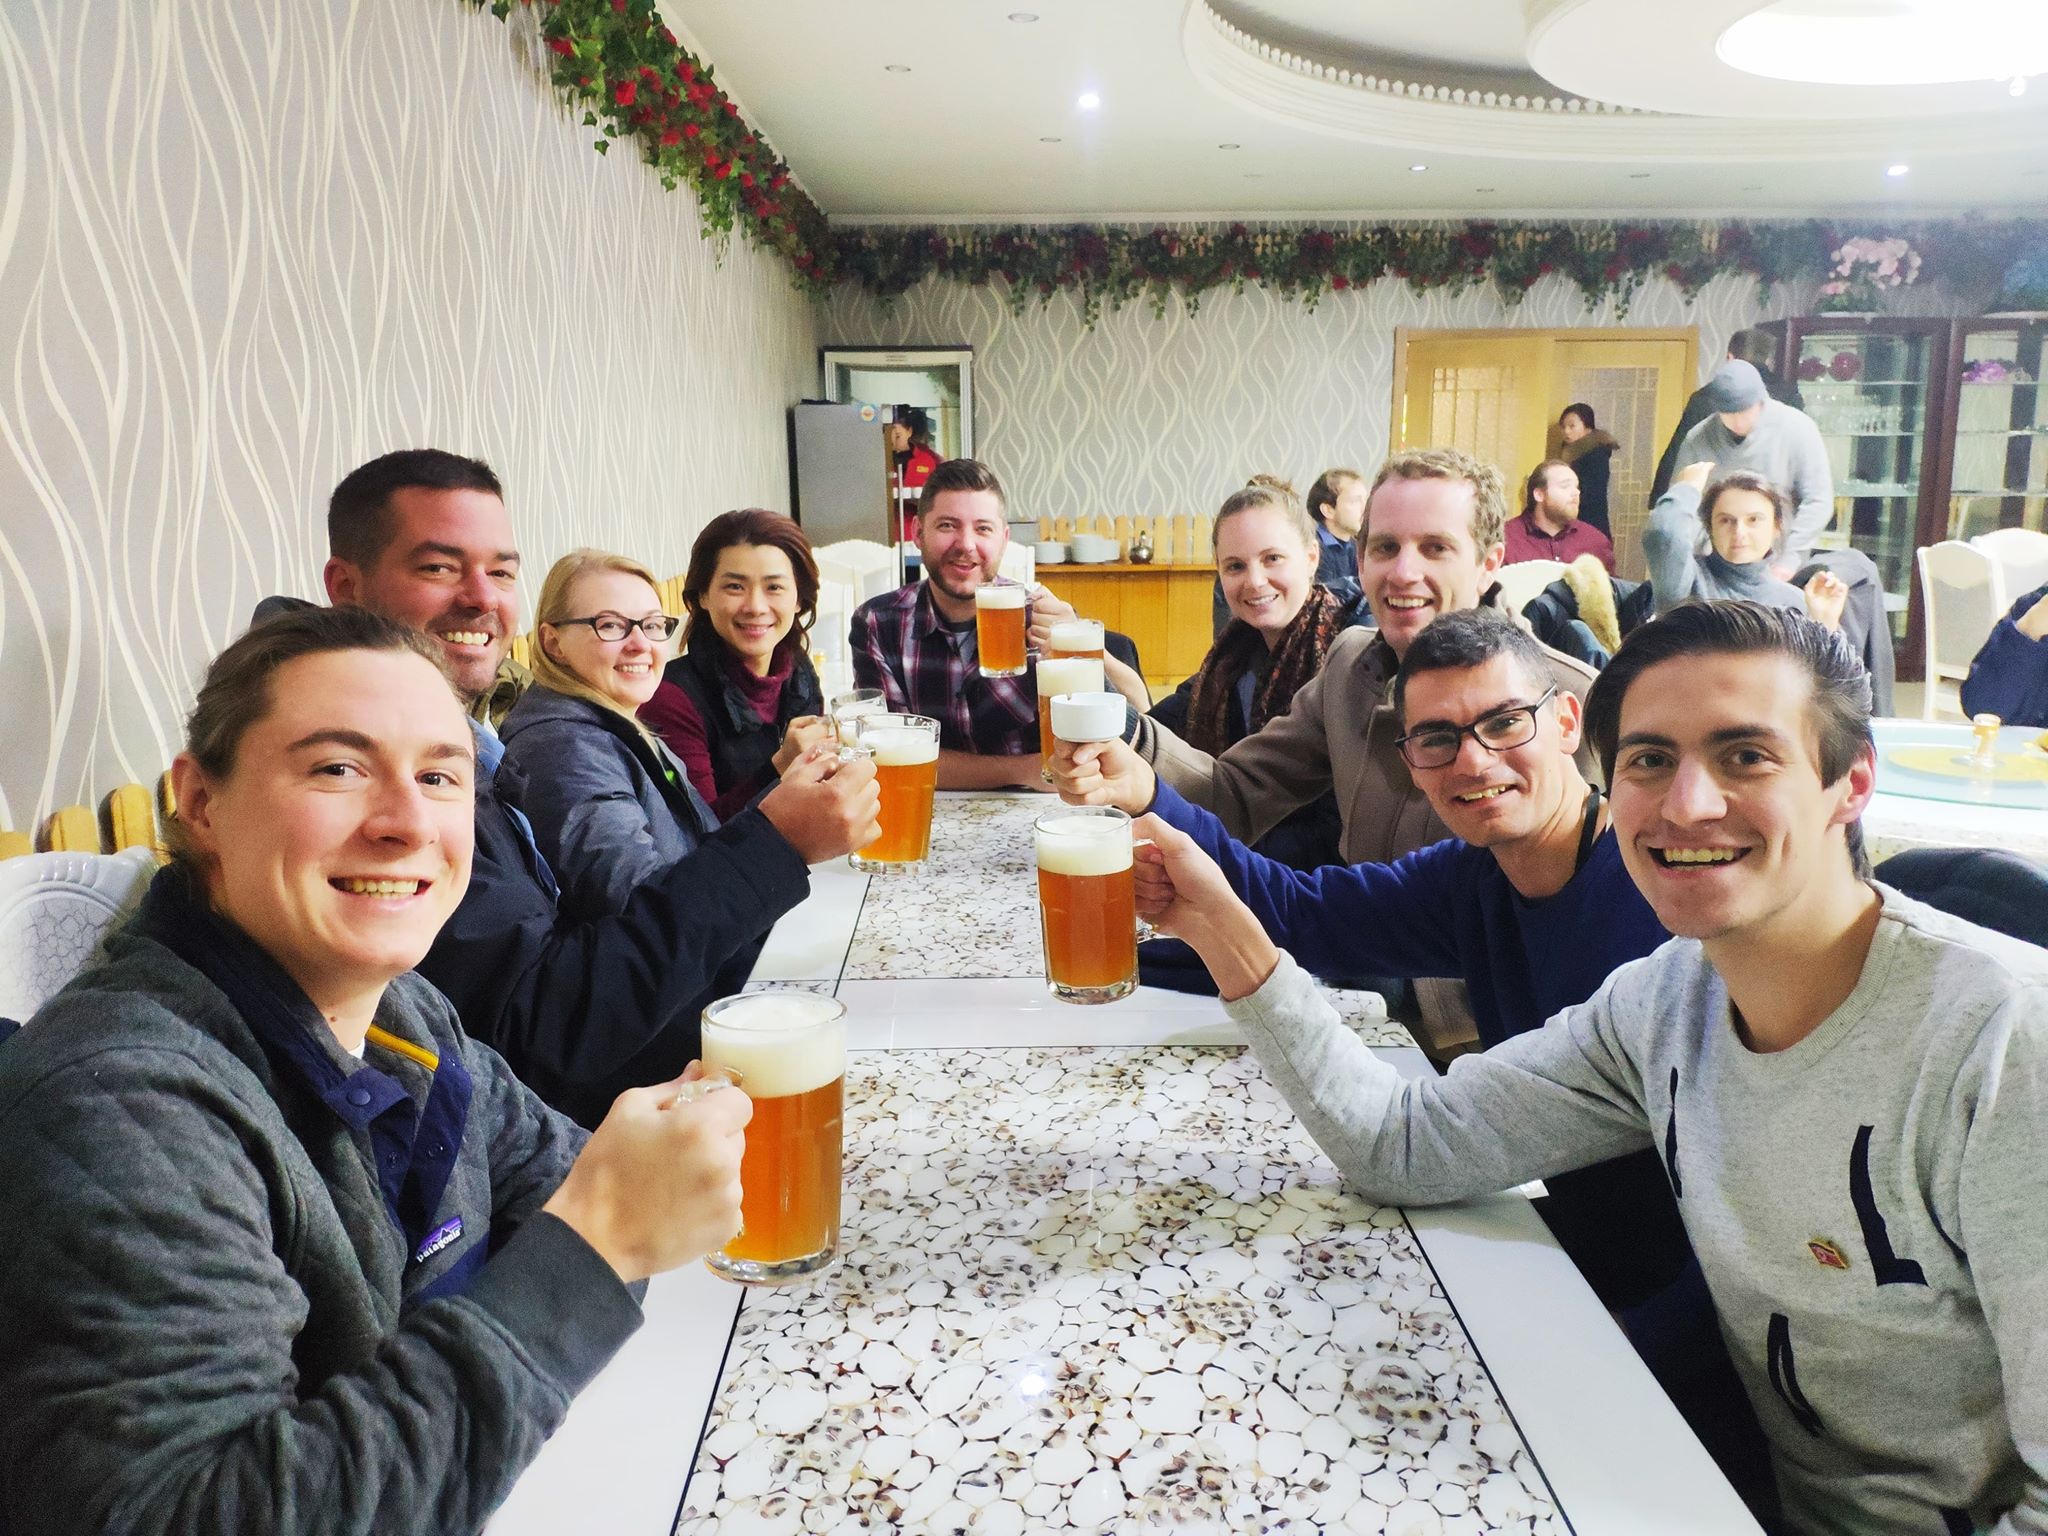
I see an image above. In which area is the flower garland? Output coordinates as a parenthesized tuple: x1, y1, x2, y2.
(470, 1, 2047, 320)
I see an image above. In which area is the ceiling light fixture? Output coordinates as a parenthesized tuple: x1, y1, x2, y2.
(1077, 91, 1101, 111)
(1887, 162, 1910, 176)
(1040, 136, 1063, 143)
(2012, 75, 2031, 96)
(1409, 163, 1427, 172)
(884, 64, 911, 73)
(1718, 0, 2048, 87)
(1007, 11, 1038, 21)
(1218, 142, 1241, 150)
(1628, 172, 1652, 179)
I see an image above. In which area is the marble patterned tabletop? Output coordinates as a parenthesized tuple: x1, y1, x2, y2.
(675, 1046, 1561, 1536)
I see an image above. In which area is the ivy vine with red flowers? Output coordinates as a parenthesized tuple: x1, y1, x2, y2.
(471, 0, 2045, 323)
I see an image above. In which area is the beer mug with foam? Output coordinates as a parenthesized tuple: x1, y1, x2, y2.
(1035, 654, 1106, 781)
(1033, 806, 1142, 1003)
(847, 713, 940, 873)
(827, 688, 885, 746)
(974, 580, 1028, 678)
(1046, 618, 1105, 660)
(701, 992, 847, 1285)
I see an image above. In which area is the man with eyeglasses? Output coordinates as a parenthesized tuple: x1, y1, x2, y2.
(308, 449, 878, 1125)
(1099, 607, 1766, 1510)
(1056, 447, 1598, 1055)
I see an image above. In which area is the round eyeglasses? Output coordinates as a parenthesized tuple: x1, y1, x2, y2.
(1395, 686, 1557, 770)
(557, 612, 681, 642)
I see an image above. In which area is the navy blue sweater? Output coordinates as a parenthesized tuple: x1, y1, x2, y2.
(1960, 582, 2048, 729)
(1150, 779, 1668, 1049)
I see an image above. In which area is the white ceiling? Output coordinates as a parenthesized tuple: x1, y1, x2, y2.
(677, 1, 2048, 221)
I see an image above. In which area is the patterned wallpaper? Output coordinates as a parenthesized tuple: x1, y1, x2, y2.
(818, 260, 1824, 538)
(0, 0, 818, 832)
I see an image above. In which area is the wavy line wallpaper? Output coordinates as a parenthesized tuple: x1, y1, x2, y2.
(0, 0, 817, 832)
(819, 259, 1830, 545)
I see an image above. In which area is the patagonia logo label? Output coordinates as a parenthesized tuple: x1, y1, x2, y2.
(414, 1217, 463, 1264)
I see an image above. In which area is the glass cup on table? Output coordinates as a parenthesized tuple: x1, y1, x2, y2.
(974, 579, 1029, 678)
(846, 713, 940, 873)
(1046, 618, 1105, 661)
(827, 688, 886, 746)
(699, 992, 847, 1286)
(1035, 655, 1106, 781)
(1034, 806, 1145, 1004)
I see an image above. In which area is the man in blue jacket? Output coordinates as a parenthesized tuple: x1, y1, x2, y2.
(1961, 582, 2048, 728)
(312, 450, 879, 1125)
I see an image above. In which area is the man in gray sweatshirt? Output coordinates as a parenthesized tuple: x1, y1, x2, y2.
(1674, 360, 1835, 577)
(1139, 600, 2048, 1536)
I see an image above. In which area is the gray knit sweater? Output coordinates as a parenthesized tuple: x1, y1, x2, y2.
(1226, 887, 2048, 1536)
(0, 928, 640, 1536)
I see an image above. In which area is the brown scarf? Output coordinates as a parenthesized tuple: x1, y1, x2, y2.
(1185, 585, 1347, 756)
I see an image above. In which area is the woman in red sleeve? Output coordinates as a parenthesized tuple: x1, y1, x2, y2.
(641, 510, 831, 821)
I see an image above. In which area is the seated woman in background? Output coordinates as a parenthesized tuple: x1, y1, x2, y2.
(1556, 402, 1619, 537)
(0, 606, 746, 1536)
(1155, 476, 1365, 870)
(499, 549, 710, 919)
(641, 510, 829, 822)
(1643, 464, 1847, 629)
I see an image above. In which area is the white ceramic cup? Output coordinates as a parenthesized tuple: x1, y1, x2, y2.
(1050, 691, 1128, 744)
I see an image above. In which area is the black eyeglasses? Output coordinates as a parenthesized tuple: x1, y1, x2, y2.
(1396, 687, 1557, 770)
(557, 612, 681, 642)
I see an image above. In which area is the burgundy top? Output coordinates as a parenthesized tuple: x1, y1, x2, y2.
(1502, 511, 1616, 573)
(639, 651, 795, 822)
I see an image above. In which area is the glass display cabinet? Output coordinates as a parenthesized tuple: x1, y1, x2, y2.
(1942, 316, 2048, 542)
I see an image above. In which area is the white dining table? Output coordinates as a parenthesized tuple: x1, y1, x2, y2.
(1863, 718, 2048, 865)
(490, 793, 1762, 1536)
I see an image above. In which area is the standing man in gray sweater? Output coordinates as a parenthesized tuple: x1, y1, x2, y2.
(1140, 601, 2048, 1536)
(1674, 360, 1836, 578)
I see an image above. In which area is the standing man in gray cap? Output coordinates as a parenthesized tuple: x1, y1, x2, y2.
(1672, 359, 1834, 578)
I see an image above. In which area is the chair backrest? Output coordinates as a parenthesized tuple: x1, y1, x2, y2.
(997, 542, 1036, 587)
(0, 848, 158, 1023)
(1492, 559, 1571, 617)
(1971, 528, 2048, 607)
(813, 539, 902, 606)
(1874, 847, 2048, 950)
(1917, 540, 2007, 683)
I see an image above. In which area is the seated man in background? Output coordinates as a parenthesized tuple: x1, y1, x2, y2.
(1145, 599, 2048, 1536)
(318, 449, 877, 1126)
(1306, 465, 1368, 608)
(1961, 581, 2048, 728)
(1504, 459, 1614, 572)
(1068, 446, 1600, 1053)
(1671, 360, 1833, 577)
(0, 607, 750, 1536)
(850, 457, 1141, 788)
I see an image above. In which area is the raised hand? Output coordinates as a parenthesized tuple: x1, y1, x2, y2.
(1048, 736, 1155, 814)
(759, 746, 882, 863)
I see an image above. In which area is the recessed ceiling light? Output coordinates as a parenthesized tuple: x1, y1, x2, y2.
(1409, 163, 1428, 172)
(1039, 136, 1062, 143)
(1628, 172, 1652, 179)
(1077, 91, 1101, 111)
(1008, 10, 1038, 20)
(2012, 75, 2030, 96)
(1887, 162, 1910, 176)
(884, 64, 911, 73)
(1475, 186, 1496, 193)
(1243, 172, 1264, 179)
(1742, 183, 1765, 191)
(1718, 0, 2048, 87)
(1218, 142, 1241, 150)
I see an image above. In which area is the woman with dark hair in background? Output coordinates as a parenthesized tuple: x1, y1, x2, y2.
(886, 408, 942, 541)
(1556, 403, 1619, 537)
(642, 510, 829, 822)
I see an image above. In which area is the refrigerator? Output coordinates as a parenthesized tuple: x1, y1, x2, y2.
(789, 402, 897, 572)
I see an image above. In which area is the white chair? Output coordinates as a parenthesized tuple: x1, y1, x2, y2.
(0, 848, 157, 1022)
(1491, 559, 1570, 617)
(997, 542, 1036, 587)
(812, 539, 901, 607)
(1916, 541, 2008, 720)
(810, 575, 857, 700)
(1970, 528, 2048, 609)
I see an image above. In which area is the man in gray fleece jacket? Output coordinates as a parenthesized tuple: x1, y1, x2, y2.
(1673, 360, 1835, 577)
(1138, 601, 2048, 1536)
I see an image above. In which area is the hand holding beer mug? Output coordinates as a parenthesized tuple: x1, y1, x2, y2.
(1035, 656, 1106, 781)
(701, 993, 848, 1285)
(847, 713, 940, 873)
(1034, 806, 1148, 1004)
(975, 579, 1029, 678)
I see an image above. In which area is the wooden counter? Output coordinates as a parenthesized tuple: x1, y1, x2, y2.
(1036, 561, 1213, 690)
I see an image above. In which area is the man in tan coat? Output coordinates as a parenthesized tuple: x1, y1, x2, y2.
(1054, 446, 1598, 1053)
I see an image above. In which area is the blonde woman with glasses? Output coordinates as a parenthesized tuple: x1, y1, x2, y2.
(497, 549, 711, 919)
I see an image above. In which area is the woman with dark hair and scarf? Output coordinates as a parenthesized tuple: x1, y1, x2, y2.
(1152, 476, 1366, 869)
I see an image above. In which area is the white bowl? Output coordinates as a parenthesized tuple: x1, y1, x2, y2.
(1069, 534, 1120, 563)
(1034, 541, 1068, 564)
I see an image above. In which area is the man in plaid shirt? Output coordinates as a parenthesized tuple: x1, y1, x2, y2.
(850, 458, 1080, 790)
